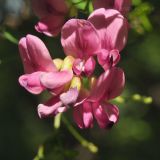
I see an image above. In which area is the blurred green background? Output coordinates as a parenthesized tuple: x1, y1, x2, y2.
(0, 0, 160, 159)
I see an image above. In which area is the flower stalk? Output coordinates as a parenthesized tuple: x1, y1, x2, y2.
(1, 31, 18, 44)
(62, 115, 98, 153)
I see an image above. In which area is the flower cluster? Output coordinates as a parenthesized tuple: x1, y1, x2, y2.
(18, 0, 131, 129)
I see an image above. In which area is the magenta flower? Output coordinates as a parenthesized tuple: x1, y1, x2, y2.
(73, 67, 125, 129)
(18, 34, 78, 117)
(31, 0, 69, 36)
(61, 19, 101, 76)
(93, 0, 132, 16)
(88, 8, 128, 70)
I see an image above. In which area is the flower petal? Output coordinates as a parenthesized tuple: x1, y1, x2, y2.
(84, 56, 96, 76)
(105, 67, 125, 100)
(61, 19, 100, 59)
(49, 86, 65, 96)
(46, 0, 68, 14)
(73, 105, 84, 129)
(18, 37, 34, 73)
(93, 0, 114, 10)
(97, 49, 120, 70)
(40, 70, 73, 89)
(83, 102, 93, 128)
(114, 0, 132, 15)
(73, 58, 84, 76)
(88, 67, 125, 101)
(88, 69, 112, 102)
(19, 71, 45, 94)
(26, 34, 56, 72)
(92, 102, 109, 128)
(31, 0, 68, 18)
(37, 97, 63, 118)
(102, 102, 119, 124)
(35, 15, 65, 37)
(93, 102, 119, 128)
(60, 88, 79, 105)
(92, 0, 131, 15)
(31, 0, 48, 18)
(88, 8, 128, 51)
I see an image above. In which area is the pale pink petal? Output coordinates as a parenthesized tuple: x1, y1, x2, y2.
(82, 102, 93, 128)
(97, 49, 120, 70)
(18, 37, 34, 73)
(73, 105, 84, 129)
(114, 0, 132, 15)
(84, 56, 96, 76)
(35, 15, 65, 37)
(88, 67, 125, 102)
(60, 88, 79, 105)
(57, 106, 68, 113)
(88, 8, 128, 51)
(26, 34, 56, 72)
(93, 0, 114, 10)
(40, 71, 73, 89)
(19, 71, 45, 94)
(61, 19, 100, 59)
(38, 97, 63, 118)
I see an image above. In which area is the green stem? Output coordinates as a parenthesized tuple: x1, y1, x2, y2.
(33, 145, 44, 160)
(2, 31, 18, 44)
(53, 113, 62, 129)
(84, 0, 91, 12)
(72, 0, 85, 5)
(62, 115, 98, 153)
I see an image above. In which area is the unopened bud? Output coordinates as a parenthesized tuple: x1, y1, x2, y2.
(132, 94, 141, 101)
(61, 56, 75, 71)
(53, 58, 63, 70)
(89, 76, 97, 89)
(70, 76, 81, 91)
(143, 96, 153, 104)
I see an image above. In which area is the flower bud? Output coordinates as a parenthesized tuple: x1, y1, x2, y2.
(70, 76, 82, 91)
(53, 58, 63, 70)
(61, 56, 75, 71)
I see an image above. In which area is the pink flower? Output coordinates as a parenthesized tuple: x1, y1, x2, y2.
(96, 49, 120, 71)
(61, 19, 101, 76)
(19, 34, 56, 94)
(93, 0, 132, 16)
(88, 8, 128, 70)
(31, 0, 69, 36)
(73, 67, 125, 129)
(18, 35, 81, 117)
(38, 87, 79, 118)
